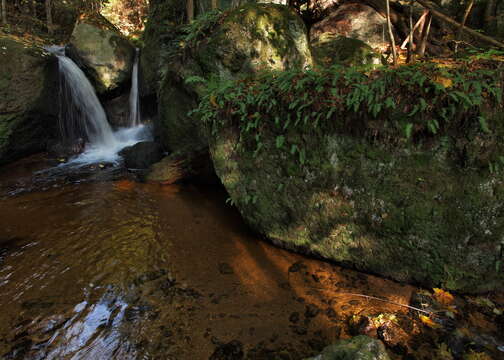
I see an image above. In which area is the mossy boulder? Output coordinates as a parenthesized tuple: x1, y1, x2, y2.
(0, 36, 58, 165)
(208, 63, 504, 294)
(311, 36, 383, 67)
(68, 15, 135, 96)
(157, 3, 312, 154)
(304, 336, 390, 360)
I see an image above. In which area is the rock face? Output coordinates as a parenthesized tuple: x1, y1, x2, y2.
(304, 336, 390, 360)
(68, 15, 135, 96)
(0, 37, 58, 165)
(310, 3, 393, 51)
(157, 3, 312, 153)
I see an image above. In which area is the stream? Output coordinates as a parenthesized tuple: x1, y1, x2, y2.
(0, 155, 503, 360)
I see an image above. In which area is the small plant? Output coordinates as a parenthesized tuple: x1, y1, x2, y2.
(190, 55, 504, 170)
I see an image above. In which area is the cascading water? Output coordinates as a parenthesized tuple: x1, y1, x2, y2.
(47, 45, 117, 149)
(129, 48, 141, 127)
(46, 46, 151, 165)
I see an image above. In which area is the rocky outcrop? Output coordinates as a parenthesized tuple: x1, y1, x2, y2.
(304, 336, 390, 360)
(68, 15, 135, 96)
(157, 3, 312, 154)
(0, 36, 58, 165)
(310, 3, 394, 51)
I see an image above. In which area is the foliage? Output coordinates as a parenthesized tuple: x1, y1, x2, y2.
(191, 52, 504, 169)
(163, 8, 224, 61)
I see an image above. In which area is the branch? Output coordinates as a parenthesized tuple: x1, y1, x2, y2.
(416, 0, 504, 48)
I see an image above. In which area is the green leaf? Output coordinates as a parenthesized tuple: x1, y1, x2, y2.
(478, 116, 491, 134)
(405, 123, 414, 139)
(276, 135, 285, 149)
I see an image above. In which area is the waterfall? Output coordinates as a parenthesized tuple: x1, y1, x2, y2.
(45, 45, 151, 165)
(46, 45, 117, 149)
(129, 48, 141, 127)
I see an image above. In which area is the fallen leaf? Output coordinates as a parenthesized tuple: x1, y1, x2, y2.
(419, 315, 442, 329)
(433, 288, 454, 305)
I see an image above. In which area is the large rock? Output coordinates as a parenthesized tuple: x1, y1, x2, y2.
(304, 336, 390, 360)
(68, 14, 135, 96)
(208, 65, 504, 293)
(0, 36, 58, 165)
(310, 3, 394, 51)
(120, 141, 164, 169)
(157, 3, 312, 154)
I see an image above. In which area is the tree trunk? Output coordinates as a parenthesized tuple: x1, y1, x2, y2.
(416, 0, 504, 48)
(455, 0, 474, 52)
(418, 12, 432, 56)
(407, 0, 415, 62)
(484, 0, 497, 33)
(386, 0, 397, 65)
(32, 0, 37, 17)
(45, 0, 53, 34)
(364, 0, 410, 38)
(187, 0, 194, 22)
(1, 0, 7, 25)
(211, 0, 218, 10)
(401, 10, 428, 49)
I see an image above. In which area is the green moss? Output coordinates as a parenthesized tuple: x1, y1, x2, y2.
(311, 36, 383, 67)
(205, 57, 504, 293)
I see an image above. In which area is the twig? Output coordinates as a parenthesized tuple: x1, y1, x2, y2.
(401, 10, 429, 49)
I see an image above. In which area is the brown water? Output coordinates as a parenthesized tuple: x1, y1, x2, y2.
(0, 156, 502, 360)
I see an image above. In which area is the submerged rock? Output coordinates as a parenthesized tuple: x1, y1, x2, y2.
(68, 14, 135, 96)
(0, 36, 59, 165)
(304, 336, 390, 360)
(120, 141, 164, 169)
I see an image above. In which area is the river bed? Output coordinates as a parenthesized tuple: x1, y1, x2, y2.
(0, 155, 502, 360)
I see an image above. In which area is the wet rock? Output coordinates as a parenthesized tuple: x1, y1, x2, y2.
(104, 94, 130, 127)
(304, 335, 391, 360)
(209, 340, 244, 360)
(120, 141, 164, 170)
